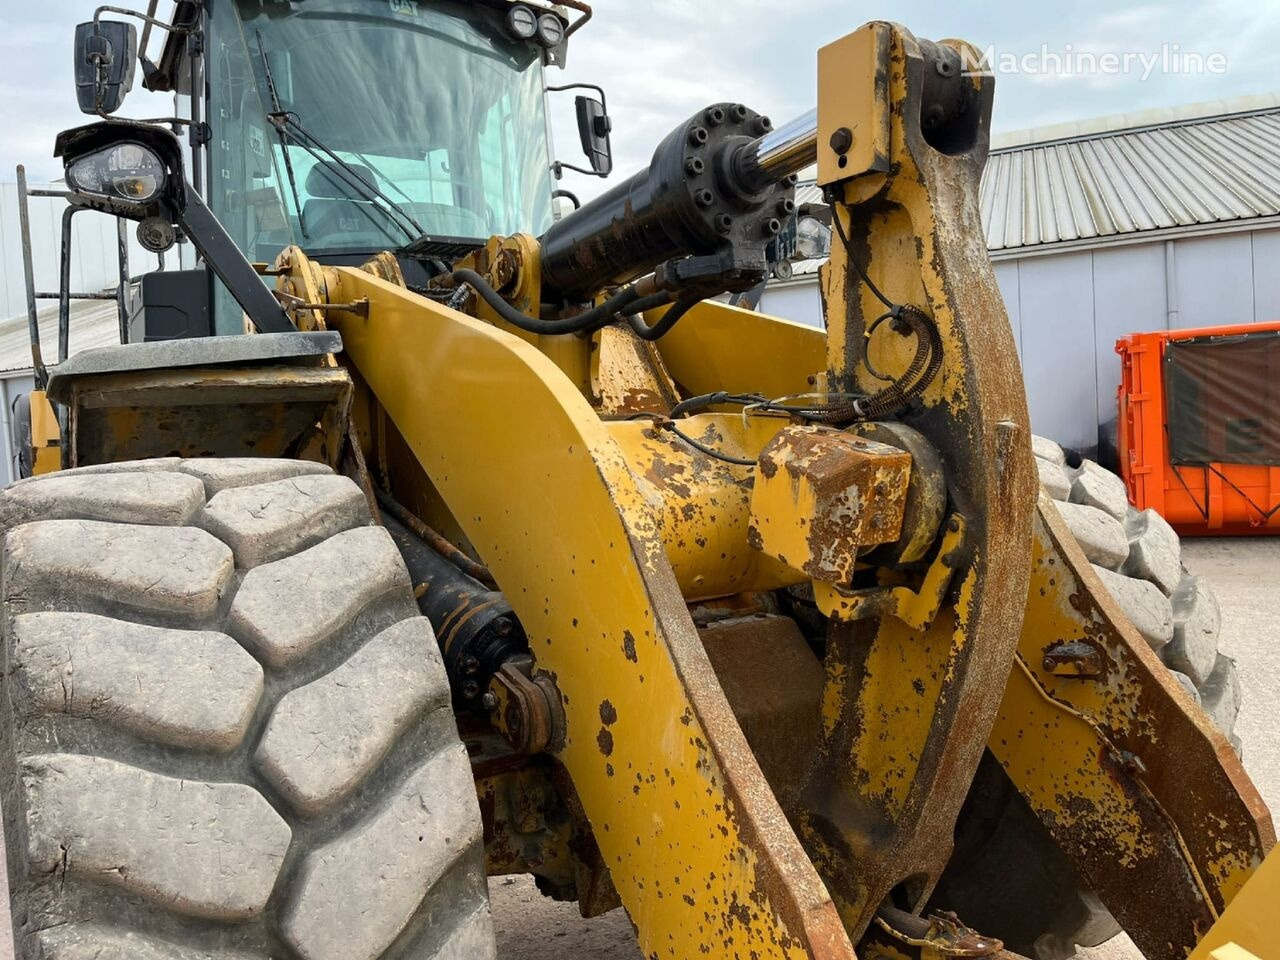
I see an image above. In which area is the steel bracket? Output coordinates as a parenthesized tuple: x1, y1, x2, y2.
(813, 513, 965, 630)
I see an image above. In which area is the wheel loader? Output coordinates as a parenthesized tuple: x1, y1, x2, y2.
(2, 3, 1275, 959)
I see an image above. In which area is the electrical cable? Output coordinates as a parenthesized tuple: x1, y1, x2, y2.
(669, 391, 766, 419)
(662, 421, 758, 467)
(815, 202, 945, 422)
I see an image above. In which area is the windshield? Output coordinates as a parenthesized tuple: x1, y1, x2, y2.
(207, 0, 555, 263)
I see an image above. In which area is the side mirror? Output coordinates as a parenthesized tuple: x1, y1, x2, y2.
(575, 95, 613, 177)
(74, 20, 138, 115)
(548, 83, 614, 179)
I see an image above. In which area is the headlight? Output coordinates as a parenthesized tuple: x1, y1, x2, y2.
(66, 142, 166, 204)
(795, 215, 832, 260)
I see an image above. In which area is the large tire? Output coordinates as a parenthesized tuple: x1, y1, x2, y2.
(0, 459, 496, 960)
(930, 437, 1239, 960)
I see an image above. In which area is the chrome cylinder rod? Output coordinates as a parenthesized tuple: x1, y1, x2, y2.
(748, 107, 818, 181)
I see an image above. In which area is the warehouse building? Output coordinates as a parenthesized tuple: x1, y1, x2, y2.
(763, 94, 1280, 464)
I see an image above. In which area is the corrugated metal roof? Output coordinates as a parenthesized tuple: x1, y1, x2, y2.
(790, 100, 1280, 275)
(0, 301, 123, 374)
(981, 107, 1280, 251)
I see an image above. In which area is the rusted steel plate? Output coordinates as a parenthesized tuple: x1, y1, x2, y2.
(990, 498, 1275, 959)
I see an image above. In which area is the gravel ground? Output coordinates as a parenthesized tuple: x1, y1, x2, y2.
(491, 537, 1280, 960)
(0, 539, 1273, 960)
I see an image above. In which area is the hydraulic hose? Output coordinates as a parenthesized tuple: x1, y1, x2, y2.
(451, 268, 641, 336)
(452, 268, 700, 341)
(626, 295, 701, 342)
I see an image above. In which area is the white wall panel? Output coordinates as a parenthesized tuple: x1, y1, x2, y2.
(1091, 243, 1168, 455)
(1251, 231, 1280, 322)
(1015, 251, 1099, 453)
(0, 182, 162, 323)
(1172, 233, 1254, 329)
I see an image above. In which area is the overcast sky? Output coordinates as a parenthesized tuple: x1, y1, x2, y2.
(3, 0, 1279, 196)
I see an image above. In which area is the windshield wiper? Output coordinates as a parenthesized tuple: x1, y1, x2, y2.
(255, 33, 425, 245)
(268, 112, 426, 243)
(256, 32, 309, 239)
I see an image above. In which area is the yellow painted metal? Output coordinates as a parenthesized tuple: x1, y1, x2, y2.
(607, 414, 806, 601)
(310, 261, 856, 960)
(654, 298, 826, 399)
(989, 496, 1274, 956)
(29, 389, 61, 475)
(795, 22, 1038, 940)
(812, 514, 964, 630)
(749, 426, 910, 582)
(1208, 947, 1261, 960)
(816, 26, 890, 187)
(594, 325, 680, 416)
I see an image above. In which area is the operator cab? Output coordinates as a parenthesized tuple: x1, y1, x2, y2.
(35, 0, 610, 342)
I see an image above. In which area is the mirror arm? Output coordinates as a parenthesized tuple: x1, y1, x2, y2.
(93, 4, 190, 34)
(552, 161, 608, 181)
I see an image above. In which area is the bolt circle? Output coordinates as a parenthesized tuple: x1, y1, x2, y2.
(715, 213, 734, 234)
(685, 156, 706, 176)
(695, 189, 715, 208)
(762, 218, 782, 236)
(705, 106, 726, 126)
(688, 126, 709, 147)
(777, 198, 796, 215)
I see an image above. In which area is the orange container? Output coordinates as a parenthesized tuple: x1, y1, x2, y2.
(1117, 321, 1280, 536)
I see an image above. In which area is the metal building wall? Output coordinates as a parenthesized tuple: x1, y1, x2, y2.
(0, 180, 162, 322)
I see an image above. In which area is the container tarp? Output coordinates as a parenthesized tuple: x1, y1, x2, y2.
(1166, 330, 1280, 465)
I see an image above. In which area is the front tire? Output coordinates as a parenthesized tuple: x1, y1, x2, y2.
(0, 459, 495, 959)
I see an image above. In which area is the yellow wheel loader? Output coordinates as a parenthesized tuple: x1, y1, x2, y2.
(2, 3, 1274, 959)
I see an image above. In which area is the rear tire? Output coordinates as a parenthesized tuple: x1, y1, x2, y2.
(931, 437, 1239, 959)
(0, 459, 496, 959)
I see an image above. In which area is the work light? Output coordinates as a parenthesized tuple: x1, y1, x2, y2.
(535, 12, 565, 48)
(506, 5, 537, 40)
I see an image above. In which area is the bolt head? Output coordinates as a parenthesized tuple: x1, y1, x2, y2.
(482, 691, 498, 710)
(829, 126, 854, 155)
